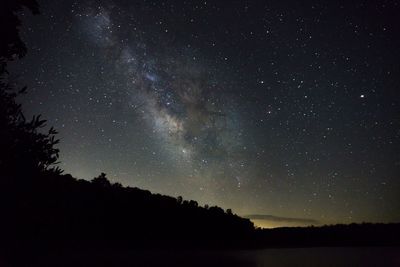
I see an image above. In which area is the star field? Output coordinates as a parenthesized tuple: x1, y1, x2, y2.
(11, 0, 400, 226)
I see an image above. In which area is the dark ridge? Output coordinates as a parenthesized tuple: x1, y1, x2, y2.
(1, 171, 255, 251)
(254, 223, 400, 248)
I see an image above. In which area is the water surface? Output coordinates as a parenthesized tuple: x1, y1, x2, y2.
(28, 246, 400, 267)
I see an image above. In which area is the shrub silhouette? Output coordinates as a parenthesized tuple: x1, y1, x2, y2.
(0, 80, 61, 179)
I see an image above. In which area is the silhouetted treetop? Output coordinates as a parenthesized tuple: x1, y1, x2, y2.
(91, 172, 112, 187)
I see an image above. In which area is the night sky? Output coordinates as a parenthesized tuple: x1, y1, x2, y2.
(11, 0, 400, 227)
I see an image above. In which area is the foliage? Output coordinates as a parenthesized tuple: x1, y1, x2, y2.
(0, 0, 61, 178)
(0, 80, 61, 177)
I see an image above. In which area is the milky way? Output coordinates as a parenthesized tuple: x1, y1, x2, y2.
(79, 4, 248, 199)
(11, 0, 400, 226)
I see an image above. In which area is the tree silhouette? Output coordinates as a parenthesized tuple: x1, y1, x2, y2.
(0, 0, 61, 180)
(91, 172, 111, 187)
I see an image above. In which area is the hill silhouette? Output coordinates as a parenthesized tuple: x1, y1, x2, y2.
(2, 171, 255, 250)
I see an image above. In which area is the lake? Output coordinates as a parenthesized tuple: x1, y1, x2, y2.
(22, 246, 400, 266)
